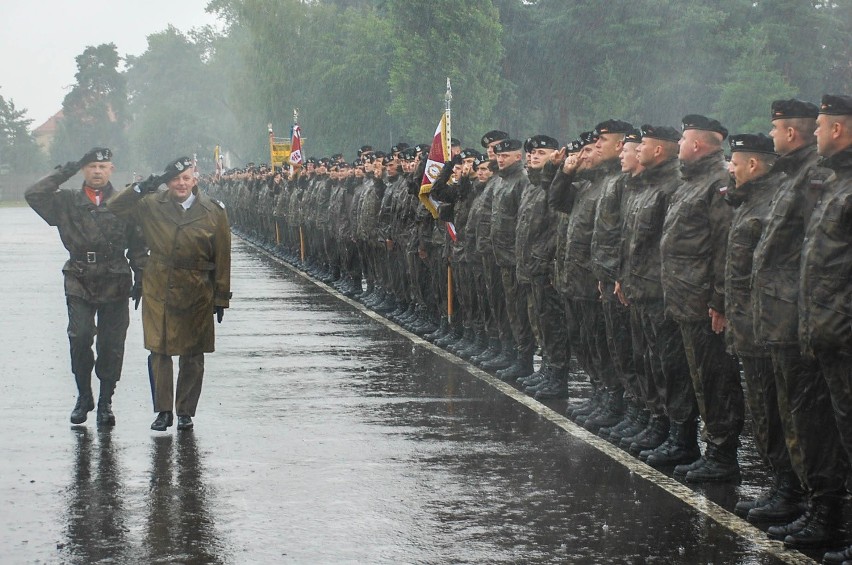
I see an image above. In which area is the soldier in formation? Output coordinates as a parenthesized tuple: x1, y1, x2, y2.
(205, 94, 852, 562)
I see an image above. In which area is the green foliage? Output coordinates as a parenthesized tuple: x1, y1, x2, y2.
(50, 44, 129, 166)
(125, 26, 234, 172)
(714, 35, 796, 134)
(0, 92, 45, 173)
(41, 0, 852, 167)
(387, 1, 504, 144)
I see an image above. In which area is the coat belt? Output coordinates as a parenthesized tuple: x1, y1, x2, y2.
(150, 252, 215, 271)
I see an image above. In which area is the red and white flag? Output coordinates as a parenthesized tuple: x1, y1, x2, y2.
(289, 124, 303, 166)
(419, 113, 449, 219)
(418, 113, 457, 241)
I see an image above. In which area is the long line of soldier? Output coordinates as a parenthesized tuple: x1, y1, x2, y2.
(205, 94, 852, 564)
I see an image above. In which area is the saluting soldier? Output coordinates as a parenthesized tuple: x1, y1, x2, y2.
(26, 147, 147, 427)
(108, 157, 231, 432)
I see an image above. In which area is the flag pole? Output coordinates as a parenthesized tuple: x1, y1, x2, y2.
(268, 123, 274, 169)
(444, 78, 454, 324)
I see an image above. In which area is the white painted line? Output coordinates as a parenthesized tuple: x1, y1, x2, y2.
(239, 235, 816, 565)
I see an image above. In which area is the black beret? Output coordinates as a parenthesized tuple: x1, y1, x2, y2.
(525, 135, 560, 151)
(771, 99, 819, 120)
(566, 140, 581, 153)
(306, 157, 317, 165)
(414, 143, 430, 155)
(623, 128, 643, 144)
(481, 130, 509, 148)
(459, 148, 480, 160)
(578, 131, 599, 147)
(391, 143, 409, 154)
(319, 157, 331, 166)
(161, 156, 193, 182)
(473, 155, 489, 169)
(331, 153, 343, 160)
(80, 147, 112, 165)
(451, 137, 461, 147)
(819, 94, 852, 116)
(493, 138, 523, 154)
(338, 161, 351, 169)
(594, 119, 634, 135)
(682, 114, 728, 139)
(399, 147, 416, 161)
(640, 124, 681, 143)
(373, 151, 386, 160)
(729, 133, 776, 155)
(358, 145, 373, 156)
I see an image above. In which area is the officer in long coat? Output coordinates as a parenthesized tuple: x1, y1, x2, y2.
(109, 156, 231, 432)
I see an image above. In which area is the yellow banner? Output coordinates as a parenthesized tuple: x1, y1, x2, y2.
(271, 141, 291, 168)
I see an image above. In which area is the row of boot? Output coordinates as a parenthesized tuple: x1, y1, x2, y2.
(255, 237, 852, 562)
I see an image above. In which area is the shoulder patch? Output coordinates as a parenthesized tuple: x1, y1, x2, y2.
(213, 198, 226, 209)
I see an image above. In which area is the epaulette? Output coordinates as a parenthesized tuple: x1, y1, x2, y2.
(213, 198, 226, 209)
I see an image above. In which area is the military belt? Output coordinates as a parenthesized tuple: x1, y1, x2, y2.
(70, 251, 124, 264)
(150, 252, 216, 271)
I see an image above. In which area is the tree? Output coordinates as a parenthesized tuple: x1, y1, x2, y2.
(387, 1, 504, 145)
(50, 44, 129, 166)
(0, 92, 45, 174)
(125, 26, 234, 171)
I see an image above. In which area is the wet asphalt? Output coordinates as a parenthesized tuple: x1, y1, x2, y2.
(0, 206, 833, 563)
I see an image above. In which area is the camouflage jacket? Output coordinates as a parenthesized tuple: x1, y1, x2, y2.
(799, 146, 852, 355)
(661, 151, 731, 321)
(752, 144, 827, 346)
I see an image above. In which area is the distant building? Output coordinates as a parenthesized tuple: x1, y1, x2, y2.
(32, 110, 63, 153)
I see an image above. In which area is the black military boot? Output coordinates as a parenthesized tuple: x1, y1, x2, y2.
(644, 420, 700, 467)
(583, 391, 625, 432)
(534, 370, 570, 400)
(628, 414, 670, 456)
(458, 330, 488, 360)
(599, 402, 637, 439)
(70, 373, 95, 425)
(425, 316, 450, 342)
(96, 380, 117, 427)
(567, 389, 603, 420)
(747, 474, 805, 523)
(436, 323, 464, 349)
(823, 544, 852, 565)
(673, 451, 707, 480)
(685, 439, 740, 483)
(496, 350, 534, 382)
(783, 496, 843, 549)
(480, 342, 515, 371)
(472, 338, 501, 366)
(734, 484, 775, 518)
(447, 326, 474, 354)
(609, 407, 649, 443)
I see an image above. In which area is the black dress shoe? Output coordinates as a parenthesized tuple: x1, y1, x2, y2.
(151, 411, 174, 431)
(177, 415, 194, 430)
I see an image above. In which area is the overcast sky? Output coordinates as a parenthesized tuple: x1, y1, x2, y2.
(0, 0, 221, 129)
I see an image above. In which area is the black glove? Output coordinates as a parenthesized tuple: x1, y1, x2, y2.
(215, 306, 225, 323)
(130, 280, 142, 310)
(54, 161, 80, 182)
(136, 174, 163, 193)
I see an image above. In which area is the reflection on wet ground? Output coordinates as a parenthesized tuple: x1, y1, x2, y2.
(0, 208, 824, 563)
